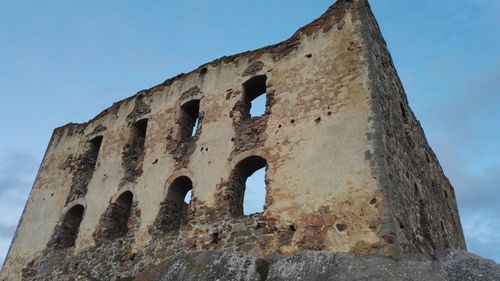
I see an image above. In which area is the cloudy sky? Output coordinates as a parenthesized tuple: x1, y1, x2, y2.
(0, 0, 498, 267)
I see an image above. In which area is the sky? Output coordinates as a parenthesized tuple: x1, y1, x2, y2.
(0, 0, 499, 267)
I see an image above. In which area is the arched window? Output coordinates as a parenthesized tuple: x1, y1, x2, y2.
(243, 75, 267, 118)
(49, 204, 85, 249)
(99, 191, 133, 239)
(227, 156, 267, 216)
(154, 176, 193, 233)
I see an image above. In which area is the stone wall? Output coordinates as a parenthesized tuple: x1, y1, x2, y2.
(1, 1, 466, 280)
(356, 0, 466, 253)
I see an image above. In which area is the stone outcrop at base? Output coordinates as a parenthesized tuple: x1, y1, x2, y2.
(142, 250, 499, 281)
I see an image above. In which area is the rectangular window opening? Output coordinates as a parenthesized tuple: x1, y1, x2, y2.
(132, 119, 148, 143)
(130, 119, 148, 158)
(120, 119, 148, 183)
(87, 135, 103, 169)
(243, 75, 267, 118)
(180, 100, 200, 139)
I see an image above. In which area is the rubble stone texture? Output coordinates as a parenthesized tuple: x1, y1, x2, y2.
(2, 0, 495, 280)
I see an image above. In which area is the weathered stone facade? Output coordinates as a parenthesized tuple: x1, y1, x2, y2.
(1, 0, 469, 280)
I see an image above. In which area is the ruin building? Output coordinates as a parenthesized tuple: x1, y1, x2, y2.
(1, 0, 467, 280)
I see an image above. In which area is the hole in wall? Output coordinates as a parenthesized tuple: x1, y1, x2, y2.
(132, 119, 148, 141)
(89, 136, 104, 154)
(243, 75, 267, 118)
(180, 100, 200, 138)
(225, 155, 268, 217)
(212, 232, 220, 244)
(82, 136, 104, 173)
(184, 190, 192, 204)
(250, 94, 266, 117)
(192, 118, 200, 137)
(336, 223, 347, 232)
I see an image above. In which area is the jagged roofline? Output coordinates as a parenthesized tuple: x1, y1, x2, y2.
(56, 0, 355, 130)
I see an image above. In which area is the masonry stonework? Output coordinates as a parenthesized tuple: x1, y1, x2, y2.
(1, 0, 469, 280)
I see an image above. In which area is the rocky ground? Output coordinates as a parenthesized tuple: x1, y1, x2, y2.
(139, 250, 499, 281)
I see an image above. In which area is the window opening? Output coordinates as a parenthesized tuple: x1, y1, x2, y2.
(154, 176, 193, 232)
(184, 190, 192, 204)
(83, 135, 103, 173)
(243, 166, 266, 215)
(180, 100, 200, 138)
(230, 155, 267, 216)
(243, 75, 267, 118)
(250, 94, 266, 117)
(130, 119, 148, 151)
(104, 191, 133, 239)
(51, 204, 85, 249)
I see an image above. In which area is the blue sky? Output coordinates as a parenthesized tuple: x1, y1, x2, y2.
(0, 0, 498, 266)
